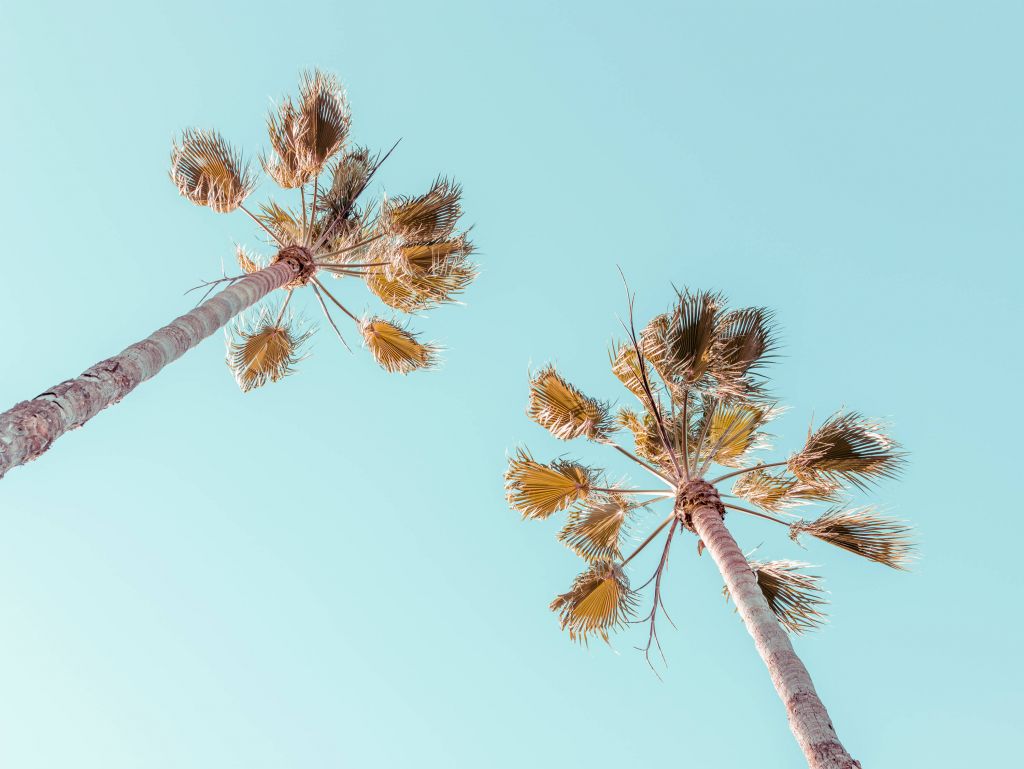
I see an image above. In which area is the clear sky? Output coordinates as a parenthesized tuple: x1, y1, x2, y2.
(1, 1, 1020, 767)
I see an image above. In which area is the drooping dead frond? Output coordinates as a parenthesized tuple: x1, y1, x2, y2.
(791, 507, 915, 570)
(712, 306, 777, 397)
(643, 290, 724, 390)
(789, 412, 906, 490)
(528, 366, 613, 441)
(504, 449, 596, 519)
(610, 340, 655, 399)
(380, 178, 463, 242)
(732, 468, 840, 513)
(550, 560, 637, 643)
(693, 401, 776, 468)
(170, 129, 255, 212)
(296, 69, 350, 175)
(724, 560, 828, 634)
(236, 245, 263, 275)
(226, 307, 312, 392)
(557, 493, 634, 561)
(360, 317, 438, 373)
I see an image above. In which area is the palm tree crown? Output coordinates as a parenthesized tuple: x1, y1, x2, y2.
(505, 287, 913, 653)
(171, 69, 475, 390)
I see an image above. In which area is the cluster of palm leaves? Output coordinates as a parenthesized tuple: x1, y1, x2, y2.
(505, 288, 913, 652)
(170, 70, 475, 391)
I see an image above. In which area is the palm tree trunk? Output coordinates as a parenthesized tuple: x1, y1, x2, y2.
(682, 481, 861, 769)
(0, 259, 299, 479)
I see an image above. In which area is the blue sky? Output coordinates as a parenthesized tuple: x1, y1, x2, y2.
(1, 1, 1020, 766)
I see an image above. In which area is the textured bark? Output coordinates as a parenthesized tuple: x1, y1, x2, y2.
(0, 259, 298, 479)
(682, 481, 861, 769)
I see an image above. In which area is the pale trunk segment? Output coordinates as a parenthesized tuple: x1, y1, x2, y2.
(0, 260, 297, 479)
(687, 494, 861, 769)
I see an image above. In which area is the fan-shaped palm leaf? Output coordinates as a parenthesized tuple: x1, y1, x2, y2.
(226, 307, 312, 392)
(732, 468, 839, 513)
(789, 412, 905, 489)
(557, 493, 634, 561)
(171, 129, 255, 213)
(504, 449, 596, 519)
(610, 340, 655, 399)
(550, 560, 637, 643)
(296, 69, 350, 175)
(528, 366, 613, 441)
(713, 306, 777, 396)
(790, 507, 915, 570)
(360, 317, 438, 373)
(694, 401, 775, 468)
(724, 560, 828, 634)
(380, 177, 462, 242)
(643, 290, 723, 388)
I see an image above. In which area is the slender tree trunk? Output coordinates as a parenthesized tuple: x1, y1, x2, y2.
(681, 481, 861, 769)
(0, 260, 298, 479)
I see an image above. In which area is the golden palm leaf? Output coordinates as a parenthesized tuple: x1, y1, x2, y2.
(504, 449, 596, 519)
(643, 290, 723, 388)
(615, 406, 686, 468)
(609, 340, 654, 399)
(790, 507, 915, 570)
(360, 317, 438, 374)
(257, 200, 304, 246)
(724, 560, 827, 634)
(550, 560, 637, 643)
(528, 366, 612, 441)
(694, 401, 775, 468)
(789, 412, 905, 489)
(170, 129, 255, 213)
(365, 262, 476, 313)
(263, 100, 308, 188)
(712, 306, 777, 397)
(296, 69, 350, 175)
(732, 468, 839, 512)
(381, 178, 463, 242)
(557, 493, 634, 561)
(236, 245, 263, 275)
(226, 308, 312, 392)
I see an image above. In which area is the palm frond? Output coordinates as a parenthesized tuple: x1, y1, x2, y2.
(360, 317, 438, 373)
(712, 306, 777, 397)
(557, 493, 634, 561)
(527, 366, 613, 441)
(790, 507, 915, 570)
(380, 177, 463, 242)
(226, 306, 312, 392)
(236, 245, 263, 275)
(317, 146, 372, 224)
(365, 259, 477, 313)
(550, 560, 637, 643)
(732, 468, 839, 513)
(609, 340, 655, 399)
(642, 290, 724, 389)
(263, 99, 308, 188)
(296, 69, 350, 175)
(504, 449, 596, 519)
(257, 200, 304, 246)
(724, 560, 828, 634)
(170, 129, 255, 213)
(693, 401, 776, 468)
(616, 406, 685, 467)
(789, 411, 906, 489)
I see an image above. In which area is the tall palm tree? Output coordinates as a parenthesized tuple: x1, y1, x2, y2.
(0, 70, 475, 479)
(504, 287, 913, 769)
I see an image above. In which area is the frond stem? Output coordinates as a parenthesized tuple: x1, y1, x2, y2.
(311, 278, 359, 323)
(240, 205, 285, 248)
(708, 460, 790, 486)
(608, 442, 676, 487)
(620, 513, 676, 567)
(274, 289, 293, 325)
(723, 503, 791, 527)
(311, 283, 353, 353)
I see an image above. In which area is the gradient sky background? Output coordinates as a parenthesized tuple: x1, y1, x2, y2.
(1, 1, 1020, 767)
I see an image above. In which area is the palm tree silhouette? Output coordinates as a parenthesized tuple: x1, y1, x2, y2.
(0, 70, 474, 478)
(505, 286, 912, 769)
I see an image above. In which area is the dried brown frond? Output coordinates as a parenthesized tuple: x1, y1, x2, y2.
(791, 507, 916, 570)
(557, 493, 634, 561)
(504, 449, 596, 519)
(693, 401, 776, 468)
(609, 340, 655, 399)
(712, 306, 777, 398)
(528, 366, 613, 441)
(550, 560, 637, 643)
(724, 560, 828, 634)
(789, 411, 906, 490)
(732, 468, 840, 513)
(257, 200, 304, 246)
(170, 129, 255, 212)
(318, 146, 372, 224)
(360, 317, 439, 374)
(642, 290, 724, 390)
(226, 307, 312, 392)
(296, 69, 350, 175)
(236, 245, 263, 275)
(381, 177, 463, 242)
(263, 99, 308, 188)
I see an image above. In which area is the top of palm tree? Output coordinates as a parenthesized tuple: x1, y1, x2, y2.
(505, 285, 913, 661)
(170, 69, 476, 390)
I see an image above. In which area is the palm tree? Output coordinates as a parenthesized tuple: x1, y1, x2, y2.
(504, 287, 913, 769)
(0, 70, 475, 479)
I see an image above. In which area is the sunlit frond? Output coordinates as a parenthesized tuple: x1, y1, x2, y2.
(791, 507, 915, 570)
(693, 401, 776, 468)
(263, 99, 308, 188)
(789, 412, 905, 490)
(380, 177, 463, 242)
(724, 560, 828, 634)
(296, 69, 350, 175)
(610, 340, 655, 399)
(317, 146, 373, 227)
(616, 406, 686, 467)
(257, 200, 304, 246)
(712, 306, 777, 397)
(528, 366, 613, 441)
(225, 307, 312, 392)
(642, 290, 724, 389)
(504, 449, 596, 519)
(236, 245, 263, 275)
(360, 317, 438, 373)
(732, 468, 839, 513)
(365, 258, 477, 313)
(550, 560, 637, 643)
(557, 493, 634, 561)
(170, 129, 255, 213)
